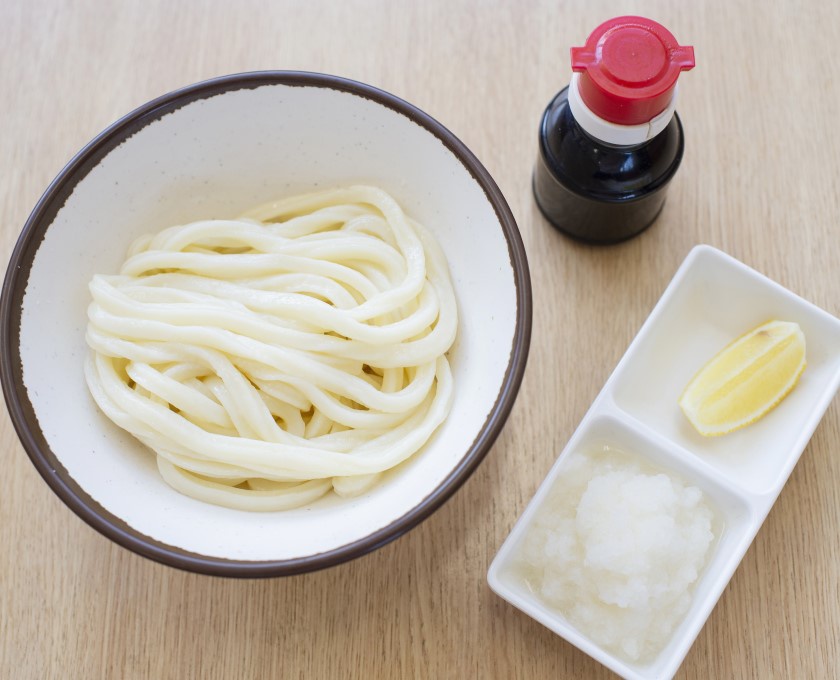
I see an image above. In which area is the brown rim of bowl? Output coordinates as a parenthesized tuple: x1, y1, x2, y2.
(0, 70, 532, 578)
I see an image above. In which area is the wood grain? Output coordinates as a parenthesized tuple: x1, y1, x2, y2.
(1, 1, 839, 678)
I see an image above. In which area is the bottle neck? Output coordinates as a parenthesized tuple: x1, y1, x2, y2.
(568, 73, 679, 146)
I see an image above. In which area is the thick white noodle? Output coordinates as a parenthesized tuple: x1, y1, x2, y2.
(85, 186, 457, 511)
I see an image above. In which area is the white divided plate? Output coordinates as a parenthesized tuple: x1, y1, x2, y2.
(488, 244, 840, 680)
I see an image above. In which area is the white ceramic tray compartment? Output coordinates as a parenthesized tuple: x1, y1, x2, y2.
(612, 245, 840, 497)
(489, 413, 755, 680)
(488, 245, 840, 680)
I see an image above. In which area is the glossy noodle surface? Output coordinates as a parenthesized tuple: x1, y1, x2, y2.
(85, 186, 457, 511)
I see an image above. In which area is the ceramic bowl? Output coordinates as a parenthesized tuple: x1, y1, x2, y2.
(1, 71, 531, 576)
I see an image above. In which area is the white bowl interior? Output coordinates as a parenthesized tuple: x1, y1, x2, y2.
(18, 80, 520, 561)
(488, 414, 755, 680)
(612, 246, 840, 496)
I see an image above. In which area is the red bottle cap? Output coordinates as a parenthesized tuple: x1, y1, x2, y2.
(570, 16, 695, 126)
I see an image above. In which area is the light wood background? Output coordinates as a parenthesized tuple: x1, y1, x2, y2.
(2, 1, 838, 678)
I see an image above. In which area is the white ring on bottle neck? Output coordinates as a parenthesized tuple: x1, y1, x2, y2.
(568, 73, 679, 146)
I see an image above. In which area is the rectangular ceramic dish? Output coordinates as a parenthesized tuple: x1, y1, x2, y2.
(487, 244, 840, 680)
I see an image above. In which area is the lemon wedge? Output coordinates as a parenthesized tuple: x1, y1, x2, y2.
(679, 320, 806, 436)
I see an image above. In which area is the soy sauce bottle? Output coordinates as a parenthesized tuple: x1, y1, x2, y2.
(533, 17, 695, 244)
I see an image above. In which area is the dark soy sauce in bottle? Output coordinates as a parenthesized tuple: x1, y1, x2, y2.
(533, 16, 695, 244)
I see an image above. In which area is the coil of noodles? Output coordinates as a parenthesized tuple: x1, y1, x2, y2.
(84, 186, 457, 511)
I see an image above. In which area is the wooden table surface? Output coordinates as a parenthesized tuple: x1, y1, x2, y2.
(2, 1, 839, 678)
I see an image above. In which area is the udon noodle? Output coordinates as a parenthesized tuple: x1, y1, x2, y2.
(84, 186, 457, 511)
